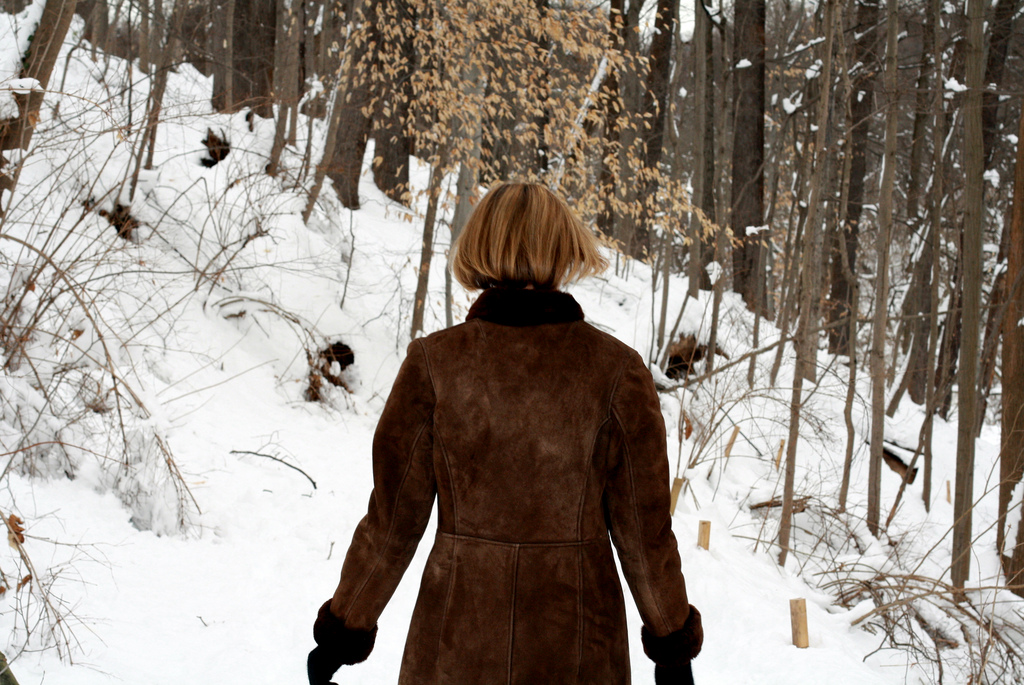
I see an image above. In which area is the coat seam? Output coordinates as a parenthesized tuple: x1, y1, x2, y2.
(436, 531, 605, 547)
(507, 545, 520, 685)
(434, 536, 459, 678)
(414, 339, 459, 533)
(434, 429, 459, 534)
(579, 416, 611, 538)
(611, 406, 670, 633)
(343, 412, 432, 619)
(576, 545, 584, 684)
(414, 337, 438, 400)
(606, 351, 630, 420)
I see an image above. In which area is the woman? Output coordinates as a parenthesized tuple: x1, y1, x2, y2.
(308, 182, 703, 684)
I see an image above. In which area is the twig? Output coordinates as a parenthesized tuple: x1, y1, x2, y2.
(229, 450, 317, 489)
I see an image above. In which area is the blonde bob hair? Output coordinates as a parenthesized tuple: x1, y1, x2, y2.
(452, 182, 608, 291)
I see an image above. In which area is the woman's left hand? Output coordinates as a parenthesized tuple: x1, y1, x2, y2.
(307, 645, 342, 685)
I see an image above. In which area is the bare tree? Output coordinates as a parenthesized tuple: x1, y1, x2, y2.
(267, 0, 300, 177)
(688, 0, 715, 295)
(372, 0, 415, 203)
(211, 0, 236, 111)
(866, 0, 898, 537)
(730, 0, 766, 313)
(951, 0, 987, 590)
(0, 0, 79, 154)
(778, 0, 836, 565)
(827, 0, 880, 355)
(410, 146, 448, 339)
(999, 91, 1024, 595)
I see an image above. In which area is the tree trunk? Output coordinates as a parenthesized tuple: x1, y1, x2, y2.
(212, 0, 235, 111)
(372, 0, 413, 204)
(951, 0, 987, 590)
(976, 1, 1022, 423)
(639, 0, 676, 226)
(596, 0, 623, 242)
(778, 0, 836, 562)
(1000, 96, 1024, 596)
(326, 0, 378, 210)
(232, 0, 276, 117)
(688, 0, 715, 295)
(981, 0, 1018, 170)
(611, 0, 645, 257)
(411, 147, 449, 340)
(84, 0, 109, 60)
(1, 0, 31, 12)
(827, 0, 880, 355)
(267, 0, 292, 176)
(303, 1, 362, 223)
(837, 34, 858, 511)
(445, 60, 484, 329)
(867, 0, 898, 538)
(0, 0, 79, 153)
(904, 15, 932, 224)
(139, 0, 151, 72)
(922, 0, 944, 512)
(730, 0, 766, 314)
(135, 0, 188, 179)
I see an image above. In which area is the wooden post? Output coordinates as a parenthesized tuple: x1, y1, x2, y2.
(723, 425, 741, 462)
(790, 598, 809, 648)
(0, 648, 21, 685)
(774, 438, 786, 470)
(697, 520, 711, 550)
(670, 477, 685, 514)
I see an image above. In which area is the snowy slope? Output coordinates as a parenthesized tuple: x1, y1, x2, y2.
(1, 17, 1019, 685)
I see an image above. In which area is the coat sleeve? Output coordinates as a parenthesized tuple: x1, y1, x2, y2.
(328, 339, 437, 631)
(604, 349, 693, 640)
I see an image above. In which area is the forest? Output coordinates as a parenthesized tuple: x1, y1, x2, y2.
(0, 0, 1023, 682)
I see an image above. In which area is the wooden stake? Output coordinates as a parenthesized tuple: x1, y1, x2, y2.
(775, 438, 786, 470)
(670, 477, 684, 515)
(697, 520, 711, 550)
(946, 480, 951, 504)
(790, 598, 809, 648)
(723, 425, 741, 461)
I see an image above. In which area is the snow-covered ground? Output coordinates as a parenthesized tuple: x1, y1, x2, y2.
(1, 13, 1020, 684)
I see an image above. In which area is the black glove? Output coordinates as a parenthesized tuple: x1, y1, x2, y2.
(642, 605, 703, 685)
(307, 645, 342, 685)
(655, 662, 696, 685)
(307, 600, 378, 685)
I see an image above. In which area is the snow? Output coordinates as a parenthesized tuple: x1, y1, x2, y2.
(944, 77, 968, 93)
(705, 260, 722, 286)
(745, 224, 769, 236)
(1007, 482, 1024, 558)
(2, 77, 42, 93)
(735, 59, 752, 69)
(0, 10, 1020, 685)
(984, 168, 1001, 188)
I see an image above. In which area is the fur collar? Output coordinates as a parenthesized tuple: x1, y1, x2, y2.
(466, 287, 584, 326)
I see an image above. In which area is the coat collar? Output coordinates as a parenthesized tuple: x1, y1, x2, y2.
(466, 287, 584, 326)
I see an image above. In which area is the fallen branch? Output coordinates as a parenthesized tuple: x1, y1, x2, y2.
(230, 450, 317, 489)
(750, 495, 811, 513)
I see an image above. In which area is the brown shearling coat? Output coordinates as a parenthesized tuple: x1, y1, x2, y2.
(327, 287, 696, 683)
